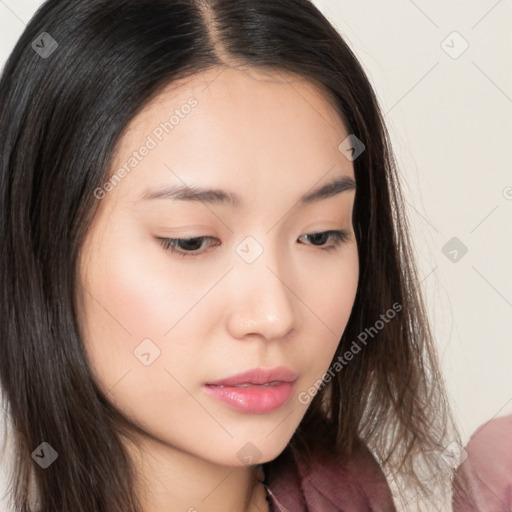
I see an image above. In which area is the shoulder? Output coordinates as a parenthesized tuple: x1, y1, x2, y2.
(463, 414, 512, 463)
(452, 414, 512, 512)
(264, 436, 396, 512)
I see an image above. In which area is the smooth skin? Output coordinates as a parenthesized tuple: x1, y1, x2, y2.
(78, 65, 359, 512)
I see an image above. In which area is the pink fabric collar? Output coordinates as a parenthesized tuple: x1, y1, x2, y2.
(262, 441, 396, 512)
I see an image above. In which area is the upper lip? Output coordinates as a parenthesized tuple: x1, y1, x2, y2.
(206, 366, 298, 386)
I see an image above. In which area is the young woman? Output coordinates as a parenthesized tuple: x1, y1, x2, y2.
(0, 0, 479, 511)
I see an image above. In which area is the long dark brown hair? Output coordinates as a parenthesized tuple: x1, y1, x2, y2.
(0, 0, 471, 511)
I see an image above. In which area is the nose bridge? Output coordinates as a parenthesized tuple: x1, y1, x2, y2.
(226, 234, 297, 340)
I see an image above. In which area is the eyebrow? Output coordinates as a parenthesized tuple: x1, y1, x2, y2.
(139, 174, 356, 207)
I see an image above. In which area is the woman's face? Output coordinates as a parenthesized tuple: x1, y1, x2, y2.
(78, 66, 359, 467)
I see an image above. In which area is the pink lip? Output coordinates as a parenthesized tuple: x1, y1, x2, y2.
(204, 367, 298, 413)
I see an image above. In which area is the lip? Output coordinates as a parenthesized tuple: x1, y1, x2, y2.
(204, 366, 298, 413)
(206, 366, 298, 387)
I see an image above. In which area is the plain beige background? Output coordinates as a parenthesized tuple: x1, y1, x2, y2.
(1, 0, 511, 508)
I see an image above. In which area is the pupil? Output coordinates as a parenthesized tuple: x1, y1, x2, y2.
(310, 232, 327, 245)
(181, 238, 203, 250)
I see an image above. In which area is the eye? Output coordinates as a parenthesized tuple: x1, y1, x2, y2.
(298, 230, 351, 252)
(156, 236, 218, 257)
(156, 230, 351, 258)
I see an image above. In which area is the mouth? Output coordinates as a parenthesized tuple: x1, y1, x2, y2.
(212, 381, 282, 388)
(204, 367, 298, 413)
(205, 366, 298, 387)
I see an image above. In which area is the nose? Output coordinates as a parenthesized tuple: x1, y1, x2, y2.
(225, 249, 298, 341)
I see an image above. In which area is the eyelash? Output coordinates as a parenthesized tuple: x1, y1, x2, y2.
(156, 230, 351, 258)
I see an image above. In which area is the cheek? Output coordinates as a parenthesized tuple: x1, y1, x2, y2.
(83, 225, 206, 340)
(78, 248, 204, 421)
(309, 245, 359, 332)
(297, 247, 359, 382)
(77, 225, 174, 387)
(78, 217, 225, 399)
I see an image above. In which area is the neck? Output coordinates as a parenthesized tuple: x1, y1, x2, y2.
(124, 434, 269, 512)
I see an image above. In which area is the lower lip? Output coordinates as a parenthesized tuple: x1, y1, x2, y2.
(203, 381, 295, 413)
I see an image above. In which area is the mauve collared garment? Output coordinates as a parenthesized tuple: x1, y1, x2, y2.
(263, 440, 397, 512)
(261, 416, 512, 512)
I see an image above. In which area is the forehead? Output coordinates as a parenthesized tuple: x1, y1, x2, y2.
(125, 65, 345, 133)
(105, 66, 353, 207)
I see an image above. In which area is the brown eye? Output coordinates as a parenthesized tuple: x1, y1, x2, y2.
(156, 236, 218, 257)
(298, 230, 350, 251)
